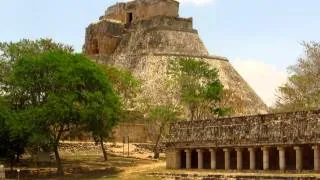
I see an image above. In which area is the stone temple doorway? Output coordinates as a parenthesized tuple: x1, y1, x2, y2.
(269, 147, 279, 170)
(191, 150, 198, 169)
(216, 149, 224, 169)
(203, 150, 211, 169)
(302, 145, 314, 170)
(180, 150, 186, 169)
(127, 12, 133, 24)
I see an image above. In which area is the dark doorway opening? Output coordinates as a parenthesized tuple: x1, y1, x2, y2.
(286, 147, 296, 170)
(243, 150, 250, 170)
(203, 150, 211, 169)
(302, 145, 314, 170)
(269, 147, 279, 170)
(256, 149, 263, 170)
(127, 12, 133, 24)
(216, 149, 224, 169)
(181, 151, 186, 169)
(191, 150, 198, 169)
(230, 149, 237, 170)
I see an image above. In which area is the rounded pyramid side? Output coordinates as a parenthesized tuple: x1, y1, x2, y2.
(111, 53, 268, 116)
(203, 57, 269, 115)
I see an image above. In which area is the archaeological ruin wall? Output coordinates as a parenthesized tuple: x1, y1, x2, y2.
(104, 0, 179, 23)
(166, 110, 320, 172)
(167, 110, 320, 149)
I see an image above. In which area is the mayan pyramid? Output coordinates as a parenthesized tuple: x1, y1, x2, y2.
(84, 0, 268, 115)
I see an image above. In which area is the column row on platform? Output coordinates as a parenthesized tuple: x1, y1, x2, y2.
(174, 145, 320, 171)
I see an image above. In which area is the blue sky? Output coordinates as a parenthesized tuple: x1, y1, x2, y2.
(1, 0, 320, 106)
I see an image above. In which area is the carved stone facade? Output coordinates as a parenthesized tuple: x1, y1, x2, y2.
(84, 0, 268, 116)
(166, 110, 320, 171)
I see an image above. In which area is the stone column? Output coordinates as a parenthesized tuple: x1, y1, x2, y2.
(261, 147, 269, 170)
(209, 148, 216, 170)
(294, 146, 302, 171)
(236, 148, 243, 170)
(223, 148, 231, 170)
(185, 149, 192, 169)
(197, 149, 204, 169)
(248, 148, 256, 170)
(312, 145, 320, 171)
(277, 146, 286, 171)
(175, 149, 181, 169)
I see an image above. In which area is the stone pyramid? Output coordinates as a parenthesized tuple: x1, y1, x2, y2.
(84, 0, 268, 115)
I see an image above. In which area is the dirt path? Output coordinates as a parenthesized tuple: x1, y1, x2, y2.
(119, 161, 165, 178)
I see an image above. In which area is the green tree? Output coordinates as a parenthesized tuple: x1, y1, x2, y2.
(0, 38, 73, 62)
(5, 51, 119, 175)
(0, 38, 73, 109)
(168, 58, 227, 121)
(83, 90, 120, 161)
(0, 97, 27, 169)
(101, 65, 140, 110)
(275, 42, 320, 112)
(0, 40, 75, 169)
(148, 105, 179, 158)
(90, 65, 140, 161)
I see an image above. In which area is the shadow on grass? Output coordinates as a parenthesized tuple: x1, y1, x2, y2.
(4, 154, 155, 179)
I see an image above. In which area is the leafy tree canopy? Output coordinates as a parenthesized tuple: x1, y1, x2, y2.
(147, 105, 179, 158)
(276, 42, 320, 112)
(0, 38, 73, 96)
(168, 58, 227, 120)
(1, 48, 120, 174)
(100, 65, 140, 110)
(0, 38, 73, 62)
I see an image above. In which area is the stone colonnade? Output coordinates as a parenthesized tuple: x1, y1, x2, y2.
(176, 145, 320, 171)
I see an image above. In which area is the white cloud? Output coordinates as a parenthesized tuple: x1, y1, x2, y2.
(231, 59, 287, 107)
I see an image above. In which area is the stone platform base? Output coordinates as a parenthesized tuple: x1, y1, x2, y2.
(147, 172, 320, 180)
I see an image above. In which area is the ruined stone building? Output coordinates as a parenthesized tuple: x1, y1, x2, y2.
(84, 0, 267, 116)
(166, 110, 320, 172)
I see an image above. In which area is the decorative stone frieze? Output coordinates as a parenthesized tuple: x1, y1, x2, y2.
(167, 110, 320, 148)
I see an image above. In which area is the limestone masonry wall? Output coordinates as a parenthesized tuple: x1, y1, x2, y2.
(113, 123, 149, 143)
(131, 16, 193, 31)
(167, 110, 320, 148)
(113, 29, 208, 56)
(104, 0, 179, 23)
(84, 20, 124, 56)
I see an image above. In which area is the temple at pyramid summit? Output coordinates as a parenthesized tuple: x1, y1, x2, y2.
(84, 0, 268, 116)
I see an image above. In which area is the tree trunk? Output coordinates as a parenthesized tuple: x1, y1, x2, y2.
(190, 110, 195, 121)
(153, 135, 161, 159)
(153, 124, 165, 159)
(54, 145, 64, 176)
(10, 155, 13, 171)
(100, 136, 108, 161)
(16, 153, 20, 163)
(54, 126, 64, 176)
